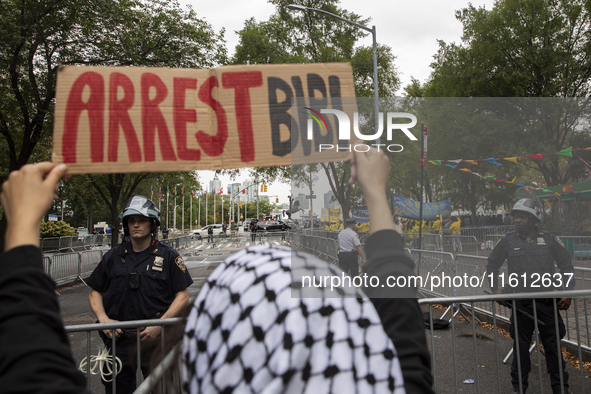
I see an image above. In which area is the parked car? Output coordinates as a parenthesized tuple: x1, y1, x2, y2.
(192, 224, 226, 240)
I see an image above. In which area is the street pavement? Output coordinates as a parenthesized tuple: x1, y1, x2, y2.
(57, 238, 590, 393)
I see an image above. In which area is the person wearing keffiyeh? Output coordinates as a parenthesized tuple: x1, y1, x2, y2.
(0, 149, 433, 393)
(181, 148, 434, 394)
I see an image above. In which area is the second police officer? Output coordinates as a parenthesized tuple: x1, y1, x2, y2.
(337, 217, 366, 276)
(88, 196, 193, 394)
(486, 196, 574, 394)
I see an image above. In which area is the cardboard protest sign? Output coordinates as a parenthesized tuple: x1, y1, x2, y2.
(52, 63, 356, 174)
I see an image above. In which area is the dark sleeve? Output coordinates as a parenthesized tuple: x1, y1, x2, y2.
(361, 230, 435, 394)
(0, 245, 87, 393)
(485, 237, 509, 291)
(550, 235, 575, 290)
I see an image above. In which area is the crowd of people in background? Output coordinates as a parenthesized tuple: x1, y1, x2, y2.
(311, 211, 515, 236)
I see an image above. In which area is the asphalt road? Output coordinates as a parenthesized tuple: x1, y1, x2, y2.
(57, 239, 590, 393)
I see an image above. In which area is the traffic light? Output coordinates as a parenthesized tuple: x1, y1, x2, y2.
(260, 184, 264, 192)
(263, 184, 268, 192)
(276, 197, 279, 203)
(239, 202, 242, 208)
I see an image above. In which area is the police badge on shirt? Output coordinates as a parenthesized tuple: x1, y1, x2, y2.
(152, 256, 164, 271)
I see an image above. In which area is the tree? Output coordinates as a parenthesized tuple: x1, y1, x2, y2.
(230, 0, 400, 215)
(0, 0, 227, 249)
(416, 0, 591, 195)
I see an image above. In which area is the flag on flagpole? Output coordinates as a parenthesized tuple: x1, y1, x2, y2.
(159, 188, 161, 199)
(198, 190, 202, 197)
(191, 190, 194, 196)
(182, 187, 184, 196)
(218, 188, 224, 195)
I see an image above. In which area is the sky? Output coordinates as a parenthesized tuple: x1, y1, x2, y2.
(180, 0, 497, 215)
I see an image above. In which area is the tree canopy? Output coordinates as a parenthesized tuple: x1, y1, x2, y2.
(0, 0, 227, 248)
(228, 0, 400, 214)
(404, 0, 591, 219)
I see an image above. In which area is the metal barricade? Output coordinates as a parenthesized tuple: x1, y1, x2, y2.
(50, 252, 81, 287)
(65, 318, 183, 393)
(460, 225, 508, 242)
(59, 236, 76, 252)
(420, 290, 591, 394)
(449, 254, 591, 351)
(79, 250, 103, 278)
(410, 249, 456, 297)
(442, 235, 480, 255)
(41, 237, 60, 252)
(557, 236, 591, 265)
(43, 255, 52, 278)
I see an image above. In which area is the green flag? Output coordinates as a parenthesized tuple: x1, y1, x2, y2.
(556, 147, 573, 157)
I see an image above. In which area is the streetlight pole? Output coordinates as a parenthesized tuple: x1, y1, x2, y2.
(287, 4, 380, 141)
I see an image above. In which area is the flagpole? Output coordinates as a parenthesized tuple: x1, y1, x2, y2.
(198, 192, 201, 228)
(214, 189, 216, 225)
(221, 192, 224, 225)
(418, 123, 427, 250)
(190, 190, 192, 233)
(206, 188, 208, 226)
(174, 186, 177, 231)
(182, 188, 185, 233)
(166, 186, 169, 229)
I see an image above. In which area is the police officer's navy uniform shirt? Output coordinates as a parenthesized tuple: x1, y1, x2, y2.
(87, 240, 193, 321)
(486, 228, 575, 293)
(338, 227, 360, 252)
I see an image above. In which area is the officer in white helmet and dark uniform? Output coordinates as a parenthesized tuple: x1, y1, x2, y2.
(338, 217, 366, 276)
(486, 196, 574, 394)
(88, 195, 193, 394)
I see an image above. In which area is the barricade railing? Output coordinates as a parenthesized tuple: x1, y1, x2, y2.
(459, 225, 514, 241)
(43, 255, 52, 278)
(410, 249, 457, 298)
(442, 235, 480, 255)
(40, 237, 60, 252)
(79, 250, 104, 279)
(40, 234, 112, 253)
(556, 236, 591, 264)
(421, 290, 591, 394)
(289, 232, 339, 265)
(160, 235, 195, 250)
(64, 318, 183, 393)
(50, 252, 82, 287)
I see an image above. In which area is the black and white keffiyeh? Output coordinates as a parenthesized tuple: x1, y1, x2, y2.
(182, 245, 405, 393)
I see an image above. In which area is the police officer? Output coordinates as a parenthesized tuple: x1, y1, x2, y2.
(250, 219, 258, 242)
(87, 196, 193, 394)
(207, 225, 214, 243)
(338, 218, 366, 276)
(486, 198, 574, 394)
